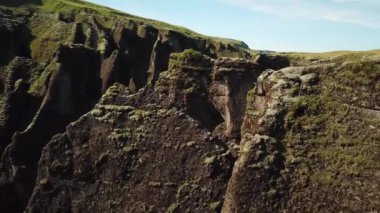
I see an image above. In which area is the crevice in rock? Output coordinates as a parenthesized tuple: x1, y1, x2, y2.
(100, 50, 130, 93)
(0, 44, 102, 212)
(71, 23, 86, 44)
(147, 34, 171, 85)
(210, 58, 262, 139)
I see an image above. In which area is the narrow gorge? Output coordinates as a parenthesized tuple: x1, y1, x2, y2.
(0, 0, 379, 212)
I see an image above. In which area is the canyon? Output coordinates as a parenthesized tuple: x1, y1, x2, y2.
(0, 0, 379, 212)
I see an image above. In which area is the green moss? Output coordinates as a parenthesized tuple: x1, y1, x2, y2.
(29, 14, 74, 63)
(148, 181, 162, 188)
(266, 189, 278, 199)
(209, 201, 221, 211)
(203, 156, 217, 166)
(179, 49, 204, 60)
(271, 60, 380, 209)
(283, 75, 379, 198)
(166, 203, 179, 213)
(122, 146, 136, 153)
(129, 109, 151, 122)
(108, 128, 132, 141)
(176, 182, 199, 200)
(98, 105, 135, 113)
(186, 141, 196, 148)
(28, 64, 53, 96)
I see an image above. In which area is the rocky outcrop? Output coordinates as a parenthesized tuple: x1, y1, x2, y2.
(222, 68, 304, 212)
(155, 50, 220, 131)
(254, 54, 290, 71)
(156, 50, 262, 137)
(0, 44, 101, 212)
(210, 58, 260, 138)
(26, 84, 235, 212)
(222, 61, 380, 211)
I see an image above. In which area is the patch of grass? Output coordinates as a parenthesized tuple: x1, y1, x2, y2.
(209, 201, 221, 211)
(28, 63, 53, 96)
(29, 13, 74, 63)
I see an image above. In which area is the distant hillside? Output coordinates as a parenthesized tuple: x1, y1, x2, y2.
(1, 0, 251, 54)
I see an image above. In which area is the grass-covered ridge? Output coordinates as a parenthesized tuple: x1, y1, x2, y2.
(3, 0, 250, 51)
(280, 49, 380, 66)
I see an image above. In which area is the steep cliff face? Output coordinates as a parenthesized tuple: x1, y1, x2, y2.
(25, 50, 265, 212)
(0, 1, 257, 211)
(26, 49, 380, 212)
(26, 84, 234, 212)
(156, 50, 263, 137)
(0, 0, 379, 212)
(0, 44, 102, 212)
(223, 61, 380, 211)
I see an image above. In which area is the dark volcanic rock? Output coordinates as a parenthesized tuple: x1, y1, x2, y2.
(210, 57, 260, 138)
(111, 21, 158, 89)
(0, 57, 43, 154)
(157, 50, 262, 138)
(100, 50, 129, 93)
(254, 54, 290, 71)
(155, 50, 221, 131)
(26, 84, 235, 212)
(0, 14, 31, 66)
(0, 44, 101, 212)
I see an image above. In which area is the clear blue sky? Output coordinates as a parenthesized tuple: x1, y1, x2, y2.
(87, 0, 380, 52)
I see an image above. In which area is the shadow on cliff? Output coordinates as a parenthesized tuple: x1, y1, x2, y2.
(0, 44, 102, 212)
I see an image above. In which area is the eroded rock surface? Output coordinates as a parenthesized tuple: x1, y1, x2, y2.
(26, 84, 235, 212)
(223, 61, 380, 212)
(0, 1, 379, 212)
(210, 58, 260, 138)
(156, 50, 262, 137)
(23, 50, 263, 212)
(0, 44, 101, 212)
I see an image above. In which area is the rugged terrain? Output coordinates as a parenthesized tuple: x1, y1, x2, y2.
(0, 0, 379, 212)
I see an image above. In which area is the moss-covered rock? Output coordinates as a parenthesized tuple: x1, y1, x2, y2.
(223, 60, 380, 212)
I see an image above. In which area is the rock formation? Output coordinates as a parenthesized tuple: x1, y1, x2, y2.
(0, 0, 379, 212)
(223, 62, 380, 211)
